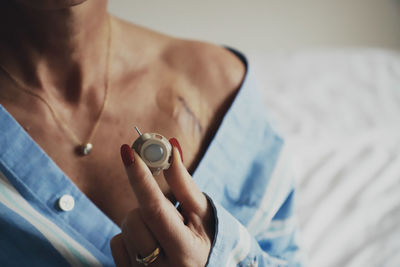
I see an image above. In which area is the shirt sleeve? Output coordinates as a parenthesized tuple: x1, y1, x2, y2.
(205, 187, 303, 267)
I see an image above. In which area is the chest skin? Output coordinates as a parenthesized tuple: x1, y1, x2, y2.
(0, 17, 245, 226)
(1, 70, 213, 226)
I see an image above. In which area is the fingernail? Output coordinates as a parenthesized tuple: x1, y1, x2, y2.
(169, 137, 183, 163)
(120, 144, 134, 166)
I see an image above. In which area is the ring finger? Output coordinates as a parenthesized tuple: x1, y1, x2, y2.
(121, 209, 162, 266)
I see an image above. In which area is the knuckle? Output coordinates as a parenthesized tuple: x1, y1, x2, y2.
(132, 167, 155, 190)
(124, 208, 142, 228)
(141, 171, 155, 186)
(140, 202, 164, 223)
(133, 160, 152, 179)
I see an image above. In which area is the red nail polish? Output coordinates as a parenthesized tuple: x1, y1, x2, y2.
(120, 144, 134, 166)
(169, 137, 183, 163)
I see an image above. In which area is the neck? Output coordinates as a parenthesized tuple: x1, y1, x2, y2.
(0, 1, 110, 103)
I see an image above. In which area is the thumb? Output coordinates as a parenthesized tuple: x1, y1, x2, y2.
(164, 138, 208, 216)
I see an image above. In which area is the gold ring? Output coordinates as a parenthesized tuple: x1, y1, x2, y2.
(136, 247, 160, 266)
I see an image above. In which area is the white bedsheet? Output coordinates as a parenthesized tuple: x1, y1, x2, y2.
(250, 49, 400, 267)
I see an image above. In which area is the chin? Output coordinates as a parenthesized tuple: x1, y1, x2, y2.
(14, 0, 89, 10)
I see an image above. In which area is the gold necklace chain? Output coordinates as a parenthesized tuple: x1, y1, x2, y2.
(0, 15, 112, 156)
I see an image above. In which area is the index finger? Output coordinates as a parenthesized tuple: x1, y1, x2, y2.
(119, 145, 186, 246)
(120, 144, 165, 209)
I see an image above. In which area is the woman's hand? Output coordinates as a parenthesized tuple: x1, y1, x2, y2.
(110, 139, 215, 267)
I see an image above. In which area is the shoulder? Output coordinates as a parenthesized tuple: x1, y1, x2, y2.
(114, 16, 247, 129)
(113, 16, 246, 102)
(159, 40, 248, 169)
(162, 39, 247, 105)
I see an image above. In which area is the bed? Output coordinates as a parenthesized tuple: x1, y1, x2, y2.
(250, 49, 400, 267)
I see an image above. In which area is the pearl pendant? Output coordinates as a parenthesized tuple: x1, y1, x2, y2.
(79, 143, 93, 156)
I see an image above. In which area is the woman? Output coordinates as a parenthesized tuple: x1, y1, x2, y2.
(0, 0, 301, 266)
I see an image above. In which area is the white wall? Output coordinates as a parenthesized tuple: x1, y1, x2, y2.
(108, 0, 400, 53)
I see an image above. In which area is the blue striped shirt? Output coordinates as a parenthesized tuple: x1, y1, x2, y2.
(0, 50, 302, 266)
